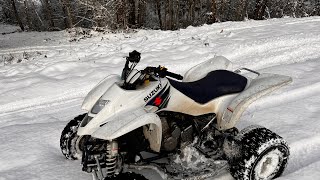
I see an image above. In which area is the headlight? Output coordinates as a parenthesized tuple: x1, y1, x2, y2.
(91, 99, 110, 114)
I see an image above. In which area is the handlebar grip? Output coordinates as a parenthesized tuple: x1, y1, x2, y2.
(166, 71, 183, 80)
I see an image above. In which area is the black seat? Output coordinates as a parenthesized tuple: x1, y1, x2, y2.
(168, 70, 247, 104)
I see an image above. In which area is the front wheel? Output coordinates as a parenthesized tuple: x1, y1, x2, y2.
(228, 126, 290, 180)
(60, 113, 86, 160)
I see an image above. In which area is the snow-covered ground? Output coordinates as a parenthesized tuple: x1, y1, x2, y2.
(0, 16, 320, 180)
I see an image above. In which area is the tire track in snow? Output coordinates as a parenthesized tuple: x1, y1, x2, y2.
(0, 86, 91, 115)
(0, 99, 82, 128)
(285, 17, 320, 24)
(228, 34, 320, 70)
(284, 135, 320, 175)
(0, 42, 118, 56)
(0, 45, 83, 55)
(278, 160, 320, 180)
(250, 81, 320, 111)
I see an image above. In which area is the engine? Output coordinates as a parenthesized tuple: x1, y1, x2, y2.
(160, 115, 194, 151)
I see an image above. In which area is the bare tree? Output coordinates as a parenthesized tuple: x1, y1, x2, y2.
(42, 0, 55, 29)
(238, 0, 248, 20)
(116, 0, 127, 28)
(168, 0, 173, 29)
(254, 0, 268, 19)
(188, 0, 195, 24)
(155, 0, 163, 29)
(61, 0, 73, 28)
(314, 0, 320, 15)
(211, 0, 217, 22)
(11, 0, 24, 31)
(24, 0, 32, 30)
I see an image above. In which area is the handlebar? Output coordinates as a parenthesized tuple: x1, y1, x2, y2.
(144, 66, 183, 80)
(165, 71, 183, 80)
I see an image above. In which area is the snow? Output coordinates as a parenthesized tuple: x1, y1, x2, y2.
(173, 139, 209, 170)
(0, 16, 320, 180)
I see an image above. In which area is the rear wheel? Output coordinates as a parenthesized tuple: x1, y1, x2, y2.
(60, 113, 86, 160)
(228, 126, 290, 180)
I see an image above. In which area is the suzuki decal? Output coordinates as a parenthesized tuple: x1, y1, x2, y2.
(146, 84, 170, 109)
(144, 83, 162, 102)
(154, 97, 162, 106)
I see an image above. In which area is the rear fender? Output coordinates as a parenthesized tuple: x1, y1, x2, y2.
(91, 108, 162, 152)
(219, 73, 292, 130)
(82, 74, 121, 111)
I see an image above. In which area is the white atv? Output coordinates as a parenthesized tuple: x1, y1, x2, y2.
(60, 51, 291, 180)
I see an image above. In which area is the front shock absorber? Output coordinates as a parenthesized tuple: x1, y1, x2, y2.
(82, 139, 119, 180)
(105, 141, 118, 176)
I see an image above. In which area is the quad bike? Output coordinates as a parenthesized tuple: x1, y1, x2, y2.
(60, 50, 292, 180)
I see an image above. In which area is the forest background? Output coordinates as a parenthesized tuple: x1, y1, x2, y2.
(1, 0, 320, 31)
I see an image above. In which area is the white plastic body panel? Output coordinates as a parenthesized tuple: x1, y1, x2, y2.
(78, 78, 169, 152)
(162, 85, 225, 116)
(91, 108, 162, 152)
(165, 72, 292, 130)
(219, 73, 293, 130)
(183, 56, 233, 82)
(82, 75, 121, 111)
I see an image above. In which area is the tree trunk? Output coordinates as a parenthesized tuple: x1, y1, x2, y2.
(32, 1, 44, 29)
(61, 0, 73, 28)
(128, 0, 135, 27)
(237, 0, 247, 21)
(137, 0, 146, 27)
(11, 0, 24, 31)
(194, 0, 201, 24)
(243, 0, 249, 19)
(297, 0, 307, 17)
(116, 0, 126, 29)
(156, 0, 163, 29)
(168, 0, 173, 30)
(43, 0, 55, 29)
(134, 0, 138, 25)
(254, 0, 268, 20)
(315, 1, 320, 16)
(176, 0, 182, 29)
(24, 0, 31, 30)
(174, 0, 179, 29)
(123, 0, 128, 27)
(211, 0, 216, 22)
(93, 0, 99, 27)
(164, 0, 168, 29)
(220, 0, 227, 21)
(189, 0, 194, 24)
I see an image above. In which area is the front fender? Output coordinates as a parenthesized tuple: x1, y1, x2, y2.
(91, 108, 162, 152)
(82, 74, 121, 111)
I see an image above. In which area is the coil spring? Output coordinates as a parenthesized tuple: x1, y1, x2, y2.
(105, 143, 117, 176)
